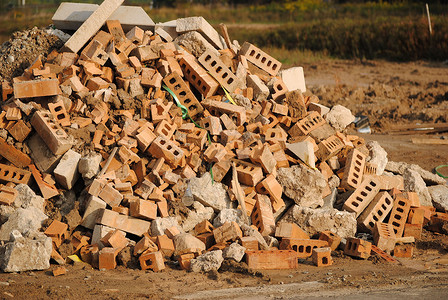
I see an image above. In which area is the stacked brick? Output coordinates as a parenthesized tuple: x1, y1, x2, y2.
(0, 3, 446, 273)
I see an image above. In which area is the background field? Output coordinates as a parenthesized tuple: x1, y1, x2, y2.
(0, 0, 447, 62)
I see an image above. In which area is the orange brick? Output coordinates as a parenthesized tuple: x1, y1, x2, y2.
(156, 235, 175, 257)
(8, 120, 31, 142)
(52, 266, 67, 276)
(0, 185, 18, 206)
(163, 72, 203, 118)
(245, 250, 298, 270)
(240, 42, 281, 76)
(13, 79, 60, 98)
(30, 111, 72, 155)
(130, 199, 157, 221)
(358, 191, 394, 232)
(101, 229, 128, 251)
(344, 238, 371, 259)
(251, 195, 275, 236)
(312, 247, 332, 267)
(0, 163, 31, 184)
(256, 175, 284, 212)
(393, 244, 413, 258)
(343, 178, 381, 218)
(318, 231, 341, 251)
(279, 238, 328, 258)
(388, 196, 411, 237)
(0, 136, 32, 168)
(275, 223, 309, 240)
(403, 223, 422, 239)
(213, 221, 242, 244)
(139, 251, 165, 271)
(373, 222, 396, 253)
(195, 220, 214, 235)
(98, 247, 118, 270)
(179, 56, 219, 98)
(340, 148, 366, 190)
(239, 236, 259, 251)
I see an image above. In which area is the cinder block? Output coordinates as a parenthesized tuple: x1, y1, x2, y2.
(343, 178, 381, 218)
(279, 67, 306, 93)
(344, 238, 371, 259)
(373, 222, 396, 253)
(139, 251, 165, 271)
(279, 238, 328, 258)
(52, 3, 154, 31)
(53, 149, 81, 190)
(312, 247, 332, 267)
(358, 191, 394, 232)
(388, 196, 411, 237)
(240, 42, 282, 76)
(245, 250, 298, 270)
(63, 0, 125, 53)
(318, 231, 341, 251)
(198, 49, 241, 93)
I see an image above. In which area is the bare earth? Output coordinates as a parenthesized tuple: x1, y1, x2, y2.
(1, 60, 448, 299)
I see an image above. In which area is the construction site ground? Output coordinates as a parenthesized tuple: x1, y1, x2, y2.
(1, 59, 447, 299)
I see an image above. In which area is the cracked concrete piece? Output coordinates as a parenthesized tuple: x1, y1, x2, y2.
(175, 31, 220, 58)
(213, 209, 244, 228)
(181, 202, 214, 233)
(14, 184, 45, 212)
(0, 232, 52, 272)
(324, 105, 355, 131)
(176, 16, 225, 50)
(366, 141, 388, 175)
(222, 242, 246, 262)
(385, 161, 446, 185)
(189, 173, 232, 212)
(280, 205, 357, 238)
(151, 217, 183, 236)
(173, 233, 206, 256)
(403, 169, 432, 206)
(277, 165, 326, 208)
(241, 224, 269, 250)
(428, 185, 448, 212)
(78, 152, 102, 180)
(0, 207, 47, 241)
(190, 250, 224, 272)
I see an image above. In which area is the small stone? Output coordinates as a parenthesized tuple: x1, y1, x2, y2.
(428, 185, 448, 212)
(324, 105, 355, 131)
(403, 169, 432, 206)
(222, 242, 246, 262)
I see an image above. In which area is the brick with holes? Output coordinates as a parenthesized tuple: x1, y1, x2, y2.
(343, 178, 381, 218)
(202, 99, 247, 126)
(240, 42, 282, 76)
(198, 49, 241, 93)
(312, 247, 332, 267)
(373, 222, 396, 253)
(388, 195, 411, 237)
(231, 159, 263, 187)
(344, 238, 371, 259)
(251, 195, 275, 236)
(288, 111, 325, 137)
(318, 231, 341, 251)
(179, 56, 219, 98)
(213, 221, 242, 243)
(148, 136, 184, 168)
(163, 72, 204, 118)
(0, 163, 31, 184)
(315, 135, 345, 162)
(139, 251, 165, 271)
(279, 238, 329, 258)
(341, 148, 366, 190)
(31, 111, 72, 155)
(358, 191, 394, 232)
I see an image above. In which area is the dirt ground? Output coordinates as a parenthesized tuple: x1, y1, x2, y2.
(0, 58, 447, 299)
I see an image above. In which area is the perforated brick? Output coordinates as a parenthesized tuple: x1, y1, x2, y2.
(388, 195, 411, 237)
(341, 148, 366, 190)
(343, 178, 381, 218)
(358, 191, 394, 232)
(163, 72, 203, 118)
(240, 42, 282, 76)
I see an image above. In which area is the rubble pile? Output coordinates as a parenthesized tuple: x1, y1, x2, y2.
(0, 0, 447, 274)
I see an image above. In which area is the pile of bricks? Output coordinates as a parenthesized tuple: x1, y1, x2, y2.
(0, 0, 447, 273)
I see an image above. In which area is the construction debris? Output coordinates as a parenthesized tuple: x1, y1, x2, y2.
(0, 1, 447, 274)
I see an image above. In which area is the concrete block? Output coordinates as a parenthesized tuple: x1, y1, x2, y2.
(280, 67, 306, 93)
(175, 31, 219, 58)
(190, 250, 224, 272)
(63, 0, 125, 54)
(81, 196, 107, 230)
(176, 16, 225, 50)
(53, 3, 154, 32)
(53, 149, 81, 190)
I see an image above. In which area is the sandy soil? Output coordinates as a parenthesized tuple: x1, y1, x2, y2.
(1, 59, 447, 299)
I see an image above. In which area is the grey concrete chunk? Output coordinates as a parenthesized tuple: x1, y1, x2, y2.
(240, 224, 269, 250)
(213, 209, 244, 228)
(78, 152, 102, 180)
(173, 233, 206, 256)
(0, 233, 52, 272)
(151, 217, 183, 236)
(222, 242, 246, 262)
(63, 0, 125, 53)
(0, 207, 47, 241)
(190, 250, 224, 272)
(277, 165, 326, 208)
(181, 202, 214, 233)
(189, 173, 232, 212)
(429, 185, 448, 212)
(366, 141, 388, 175)
(386, 161, 446, 185)
(280, 205, 357, 239)
(403, 169, 432, 206)
(324, 105, 355, 131)
(176, 16, 225, 50)
(54, 149, 81, 190)
(14, 184, 45, 212)
(175, 31, 220, 58)
(53, 3, 154, 32)
(81, 195, 107, 230)
(27, 134, 62, 173)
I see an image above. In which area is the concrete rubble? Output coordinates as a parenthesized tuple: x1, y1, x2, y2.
(0, 0, 447, 273)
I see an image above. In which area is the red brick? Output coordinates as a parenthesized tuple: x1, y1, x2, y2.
(318, 231, 341, 251)
(344, 238, 371, 259)
(393, 244, 413, 258)
(13, 79, 60, 98)
(0, 136, 32, 168)
(312, 247, 332, 267)
(98, 247, 118, 270)
(279, 238, 329, 258)
(139, 251, 165, 271)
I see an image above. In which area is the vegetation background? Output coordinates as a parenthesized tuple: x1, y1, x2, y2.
(0, 0, 447, 62)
